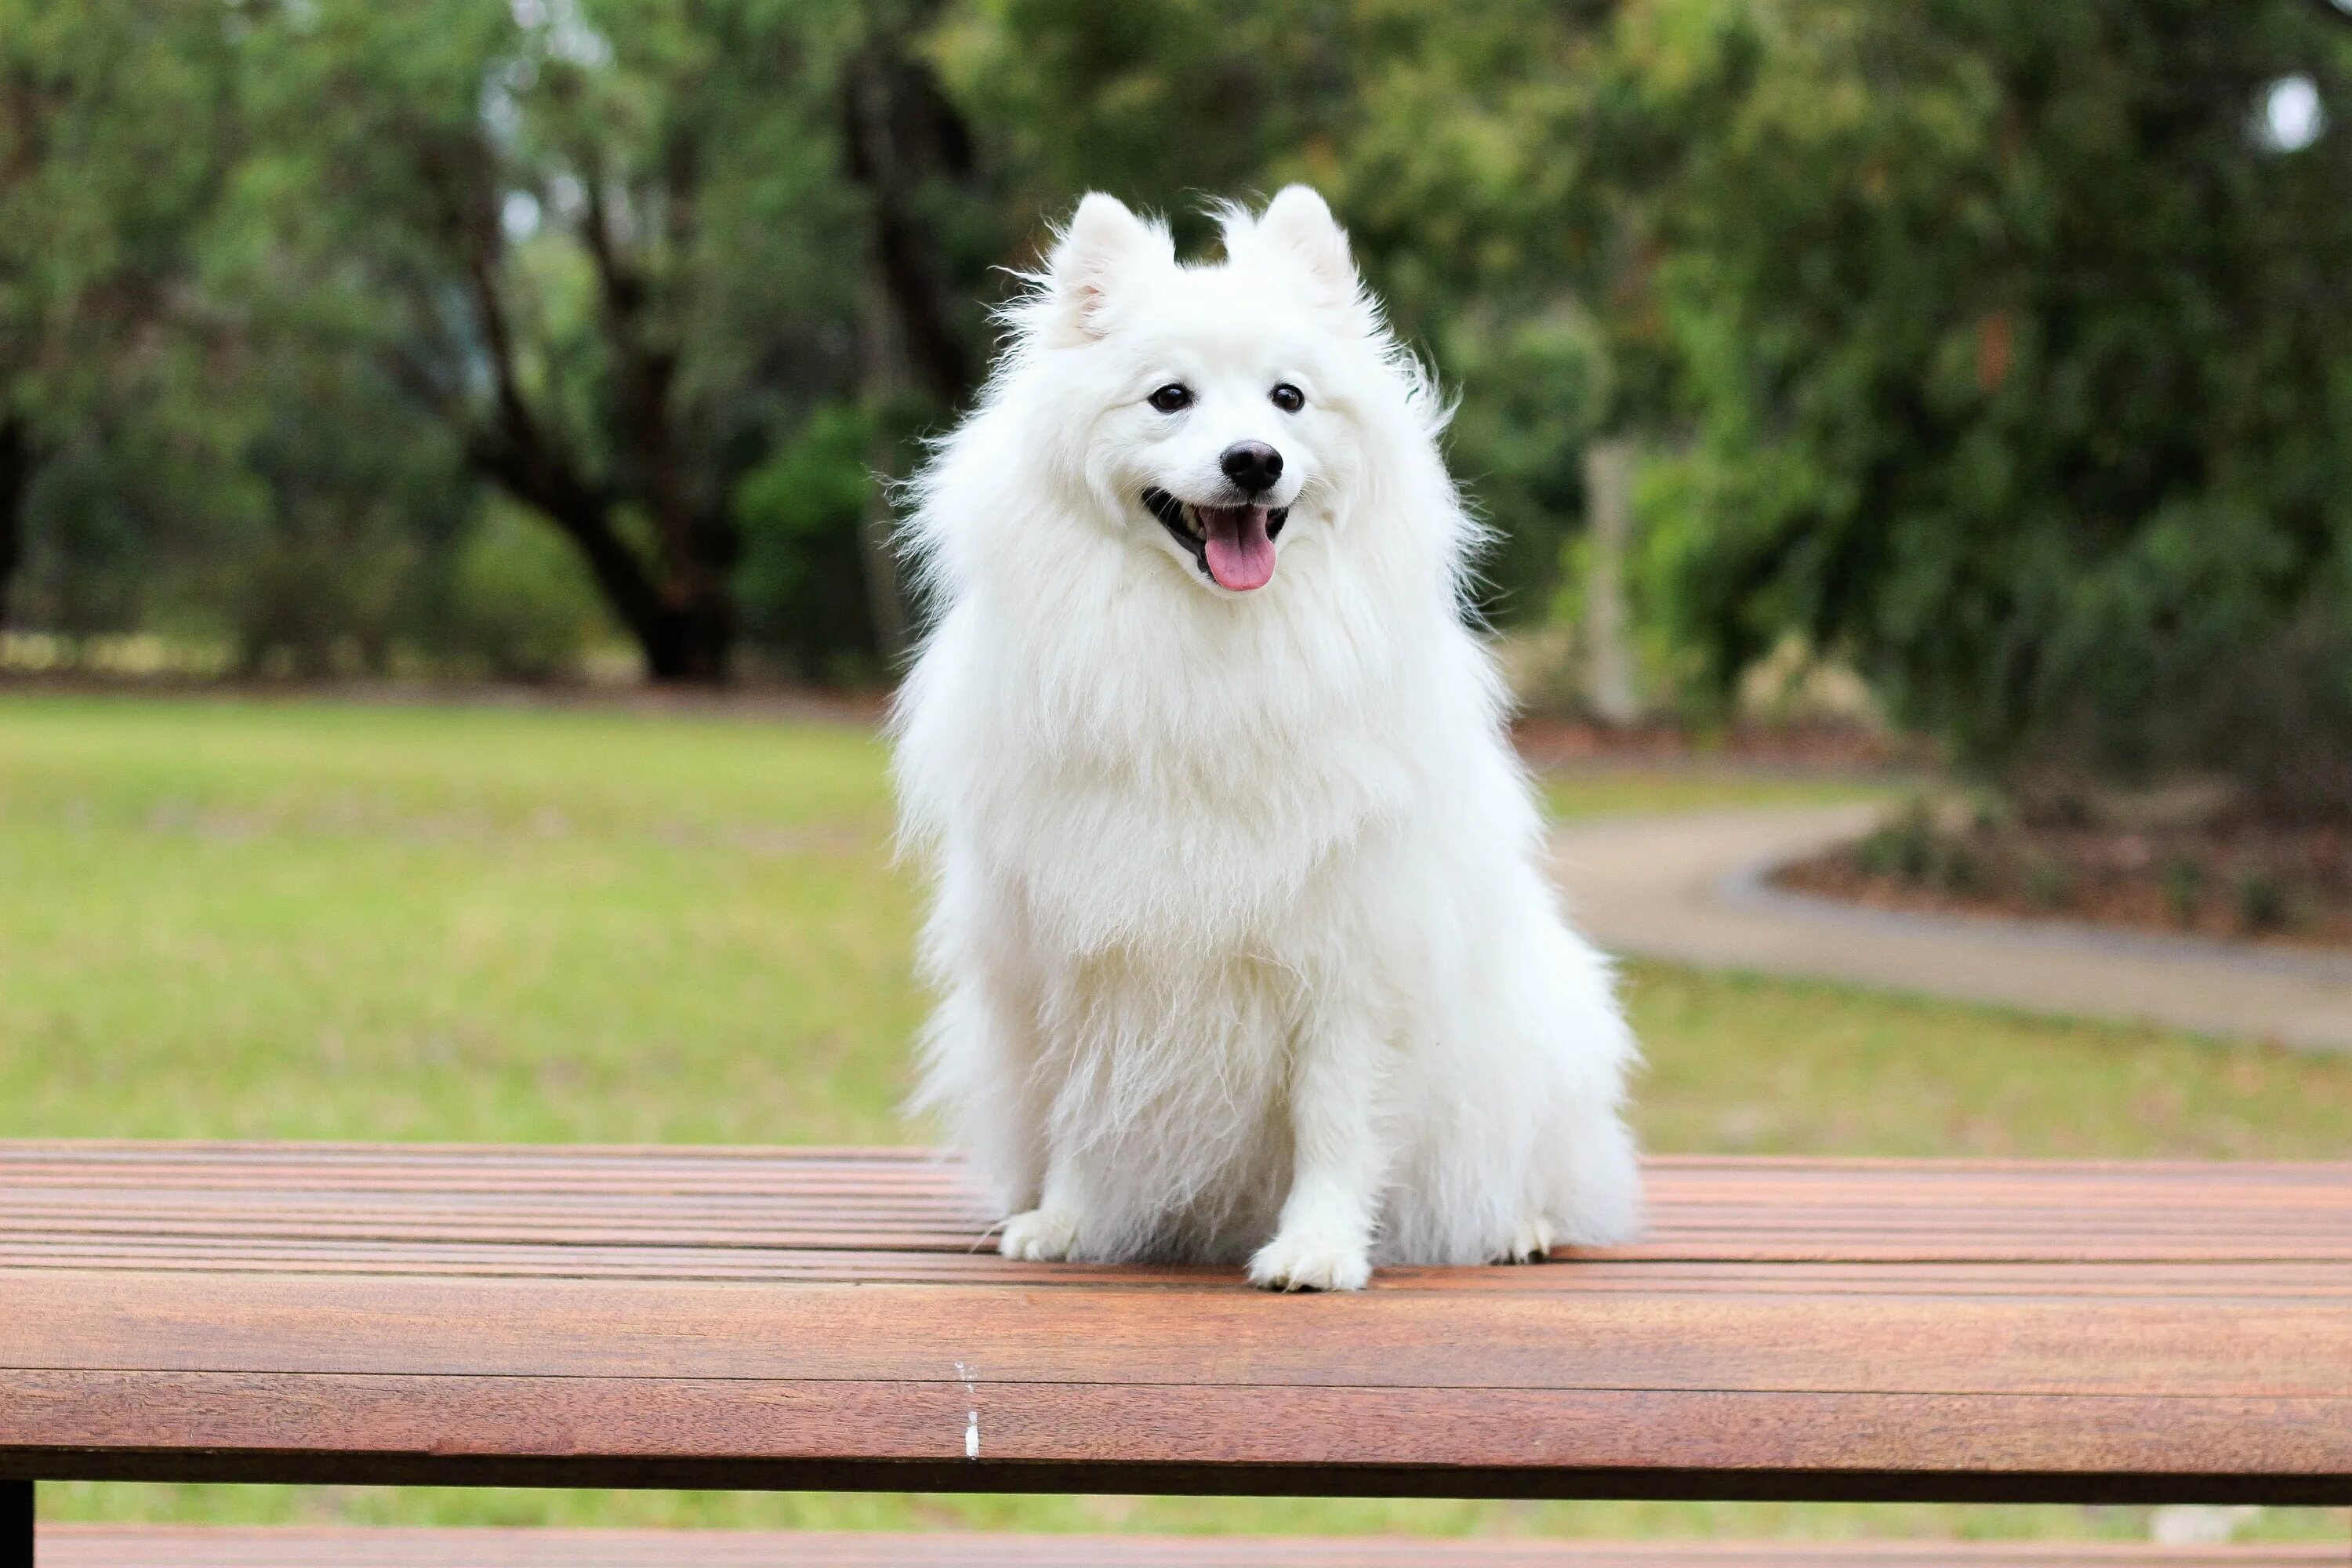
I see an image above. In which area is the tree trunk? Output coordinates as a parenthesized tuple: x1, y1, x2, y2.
(579, 161, 736, 687)
(1581, 436, 1641, 726)
(517, 477, 731, 685)
(463, 423, 735, 687)
(0, 416, 34, 634)
(640, 586, 735, 684)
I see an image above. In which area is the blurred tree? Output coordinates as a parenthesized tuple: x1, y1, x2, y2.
(1646, 0, 2352, 817)
(837, 0, 999, 662)
(938, 0, 1708, 647)
(937, 0, 1353, 242)
(20, 0, 2352, 815)
(225, 0, 992, 683)
(0, 0, 237, 631)
(192, 336, 477, 678)
(1317, 0, 1730, 690)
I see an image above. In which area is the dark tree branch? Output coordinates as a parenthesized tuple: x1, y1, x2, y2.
(390, 126, 731, 681)
(839, 25, 977, 409)
(575, 150, 731, 678)
(580, 165, 686, 546)
(836, 15, 982, 662)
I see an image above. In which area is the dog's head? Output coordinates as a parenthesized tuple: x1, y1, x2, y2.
(1018, 187, 1382, 596)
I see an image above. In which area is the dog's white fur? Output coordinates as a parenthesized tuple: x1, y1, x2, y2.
(891, 187, 1639, 1290)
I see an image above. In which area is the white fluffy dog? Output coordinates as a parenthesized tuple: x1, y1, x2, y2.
(891, 187, 1639, 1290)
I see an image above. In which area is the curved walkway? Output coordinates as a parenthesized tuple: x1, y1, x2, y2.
(1552, 803, 2352, 1053)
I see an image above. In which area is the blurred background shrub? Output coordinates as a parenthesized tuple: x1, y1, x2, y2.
(438, 498, 615, 681)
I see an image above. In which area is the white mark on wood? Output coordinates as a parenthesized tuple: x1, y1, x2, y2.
(955, 1360, 979, 1460)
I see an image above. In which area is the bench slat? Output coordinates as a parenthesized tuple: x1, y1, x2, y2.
(2, 1147, 2346, 1266)
(31, 1532, 2352, 1568)
(3, 1145, 2348, 1504)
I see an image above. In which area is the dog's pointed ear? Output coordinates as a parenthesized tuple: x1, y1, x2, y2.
(1256, 186, 1361, 307)
(1042, 194, 1170, 346)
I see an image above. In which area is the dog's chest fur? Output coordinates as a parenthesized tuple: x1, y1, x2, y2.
(956, 561, 1425, 960)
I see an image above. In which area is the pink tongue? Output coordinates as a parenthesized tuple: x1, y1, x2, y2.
(1201, 506, 1276, 591)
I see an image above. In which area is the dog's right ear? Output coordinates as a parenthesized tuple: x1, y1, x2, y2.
(1040, 194, 1170, 347)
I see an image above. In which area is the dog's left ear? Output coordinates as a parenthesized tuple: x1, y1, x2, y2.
(1255, 186, 1363, 311)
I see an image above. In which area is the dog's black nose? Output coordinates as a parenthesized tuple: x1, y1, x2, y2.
(1220, 441, 1284, 496)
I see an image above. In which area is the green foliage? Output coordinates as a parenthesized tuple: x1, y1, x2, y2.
(0, 0, 235, 414)
(441, 499, 616, 681)
(202, 347, 476, 676)
(935, 0, 1352, 249)
(10, 0, 2352, 817)
(733, 401, 882, 680)
(2234, 866, 2290, 933)
(938, 0, 1658, 622)
(1443, 309, 1610, 619)
(0, 0, 243, 630)
(9, 442, 152, 638)
(2024, 854, 2071, 909)
(2160, 855, 2206, 926)
(1856, 800, 1938, 884)
(1642, 0, 2352, 816)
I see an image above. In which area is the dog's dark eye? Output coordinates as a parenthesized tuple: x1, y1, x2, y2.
(1147, 383, 1192, 413)
(1270, 383, 1305, 413)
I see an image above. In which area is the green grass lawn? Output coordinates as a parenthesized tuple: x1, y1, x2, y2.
(1541, 768, 1900, 823)
(5, 691, 2347, 1544)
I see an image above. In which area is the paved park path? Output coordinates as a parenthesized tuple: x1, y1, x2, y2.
(1552, 802, 2352, 1052)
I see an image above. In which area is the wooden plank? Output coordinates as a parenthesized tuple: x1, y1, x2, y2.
(5, 1368, 2350, 1501)
(2, 1147, 2347, 1269)
(8, 1271, 2350, 1395)
(30, 1530, 2352, 1568)
(7, 1246, 2349, 1297)
(2, 1145, 2349, 1504)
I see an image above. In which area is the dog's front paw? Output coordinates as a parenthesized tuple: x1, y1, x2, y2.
(999, 1207, 1082, 1262)
(1247, 1228, 1372, 1292)
(1502, 1214, 1557, 1264)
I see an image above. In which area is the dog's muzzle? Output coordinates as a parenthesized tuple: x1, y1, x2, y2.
(1143, 488, 1288, 592)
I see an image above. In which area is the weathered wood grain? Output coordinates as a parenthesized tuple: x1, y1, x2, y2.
(2, 1145, 2348, 1504)
(5, 1148, 2347, 1272)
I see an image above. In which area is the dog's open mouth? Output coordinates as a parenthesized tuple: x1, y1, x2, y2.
(1143, 488, 1288, 592)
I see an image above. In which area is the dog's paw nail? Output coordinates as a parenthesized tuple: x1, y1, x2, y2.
(1247, 1231, 1371, 1292)
(999, 1207, 1081, 1262)
(1504, 1215, 1557, 1263)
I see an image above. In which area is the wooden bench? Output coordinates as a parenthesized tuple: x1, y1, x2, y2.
(3, 1142, 2348, 1566)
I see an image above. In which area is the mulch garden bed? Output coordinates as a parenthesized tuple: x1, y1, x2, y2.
(1512, 717, 1907, 771)
(1777, 809, 2352, 956)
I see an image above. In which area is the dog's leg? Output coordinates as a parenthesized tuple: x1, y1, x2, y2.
(1552, 1101, 1642, 1247)
(978, 975, 1052, 1218)
(920, 963, 1052, 1221)
(998, 1140, 1094, 1262)
(1248, 1016, 1385, 1291)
